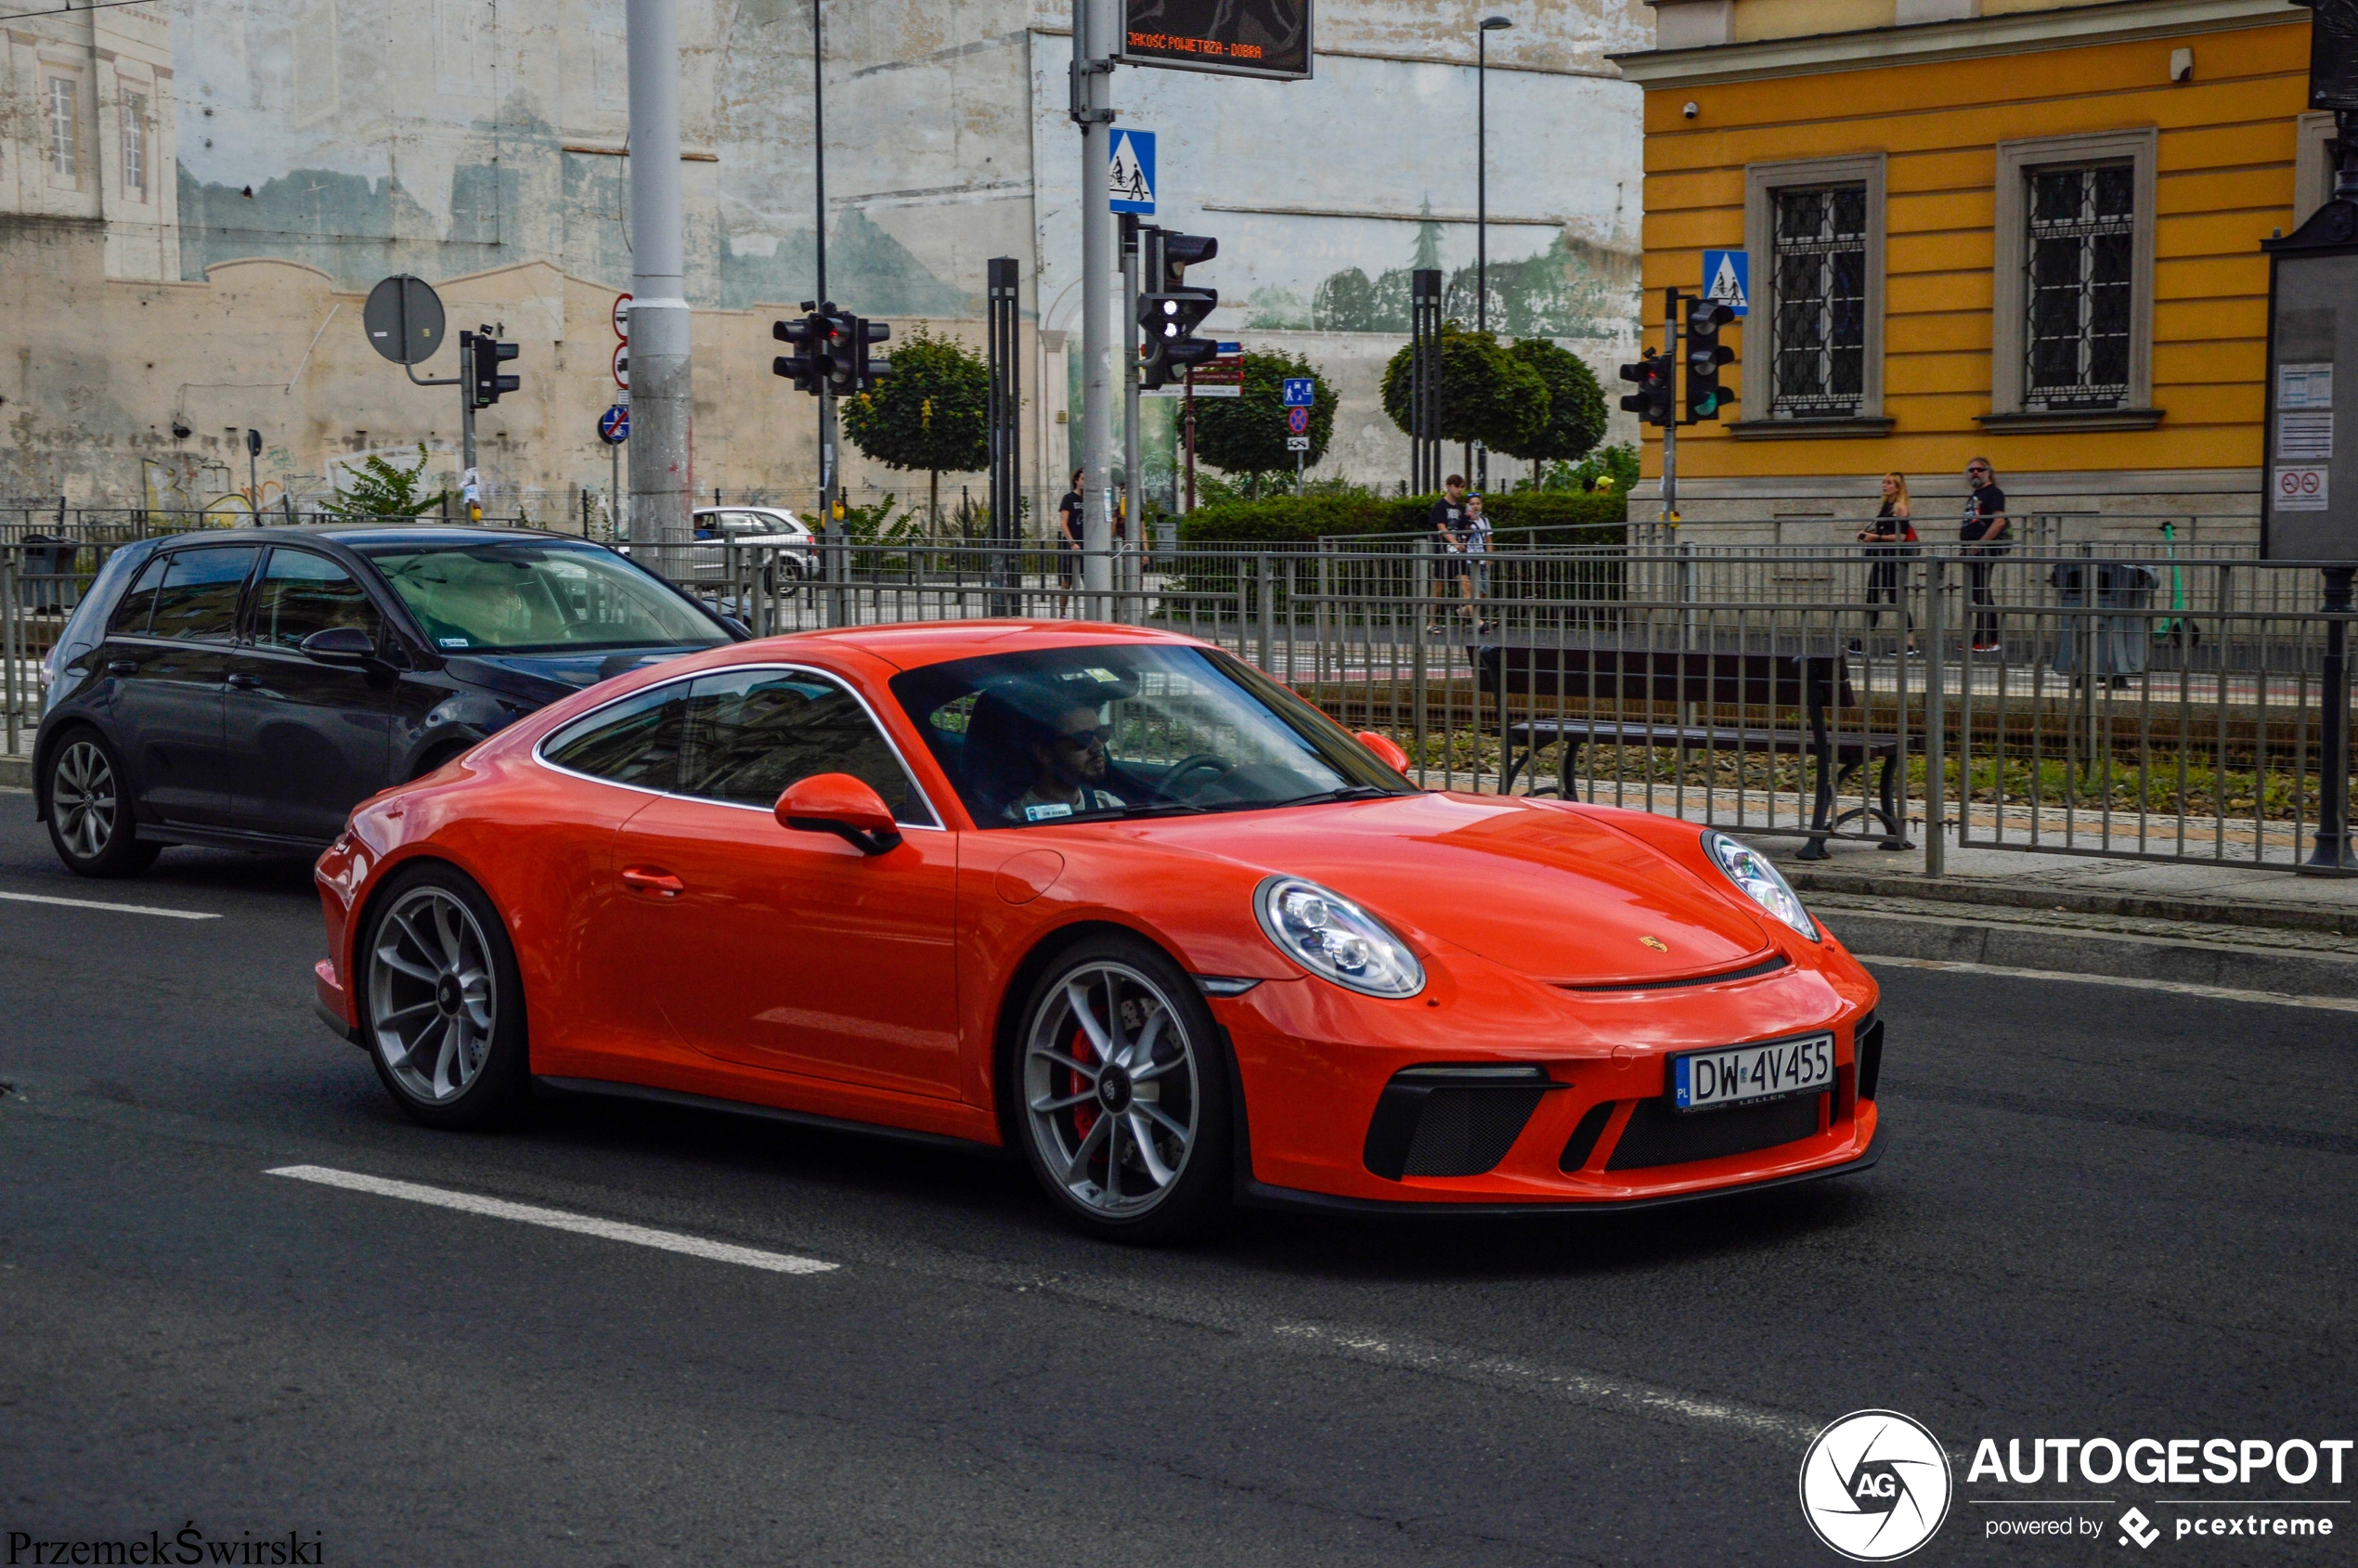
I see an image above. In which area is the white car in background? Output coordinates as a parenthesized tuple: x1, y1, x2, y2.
(689, 506, 815, 589)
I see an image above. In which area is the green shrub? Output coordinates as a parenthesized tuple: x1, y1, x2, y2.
(1177, 488, 1626, 550)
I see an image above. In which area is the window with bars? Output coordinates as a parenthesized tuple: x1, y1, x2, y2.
(2024, 163, 2133, 410)
(123, 93, 147, 201)
(1769, 183, 1867, 418)
(47, 78, 78, 181)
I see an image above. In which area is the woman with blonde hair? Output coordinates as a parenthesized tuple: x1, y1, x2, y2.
(1852, 472, 1918, 654)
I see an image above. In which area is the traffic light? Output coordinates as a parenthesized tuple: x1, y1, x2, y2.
(1684, 298, 1735, 421)
(1618, 350, 1674, 427)
(771, 308, 828, 395)
(1138, 231, 1218, 390)
(465, 329, 520, 409)
(850, 316, 890, 393)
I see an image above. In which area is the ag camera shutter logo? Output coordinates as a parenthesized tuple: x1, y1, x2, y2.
(1799, 1409, 1954, 1561)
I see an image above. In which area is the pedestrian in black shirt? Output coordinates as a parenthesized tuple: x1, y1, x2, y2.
(1426, 474, 1468, 635)
(1056, 470, 1082, 612)
(1850, 471, 1918, 654)
(1961, 457, 2010, 652)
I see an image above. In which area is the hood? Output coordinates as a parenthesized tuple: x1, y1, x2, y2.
(442, 646, 711, 707)
(1124, 793, 1777, 986)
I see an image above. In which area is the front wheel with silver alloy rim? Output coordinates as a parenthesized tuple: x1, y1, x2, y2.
(44, 729, 160, 877)
(1012, 934, 1233, 1242)
(359, 864, 531, 1130)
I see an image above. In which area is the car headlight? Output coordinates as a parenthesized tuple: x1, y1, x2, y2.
(1703, 831, 1818, 940)
(1253, 875, 1424, 998)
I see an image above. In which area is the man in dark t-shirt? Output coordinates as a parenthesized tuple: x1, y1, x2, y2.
(1961, 457, 2010, 652)
(1427, 475, 1469, 632)
(1056, 470, 1083, 603)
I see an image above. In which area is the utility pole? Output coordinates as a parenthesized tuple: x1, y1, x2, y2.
(460, 333, 480, 520)
(626, 0, 693, 577)
(1074, 0, 1118, 608)
(1122, 214, 1143, 612)
(813, 0, 836, 529)
(1660, 288, 1681, 525)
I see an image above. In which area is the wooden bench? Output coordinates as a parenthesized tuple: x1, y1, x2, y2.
(1472, 643, 1907, 859)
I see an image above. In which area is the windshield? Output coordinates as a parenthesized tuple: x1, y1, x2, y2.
(359, 541, 727, 654)
(889, 643, 1412, 827)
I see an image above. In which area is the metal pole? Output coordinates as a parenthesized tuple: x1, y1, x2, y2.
(626, 0, 693, 577)
(460, 333, 480, 522)
(2305, 564, 2357, 873)
(1076, 0, 1117, 613)
(1475, 26, 1487, 495)
(1183, 376, 1197, 513)
(1924, 554, 1947, 876)
(813, 0, 836, 531)
(1660, 288, 1680, 525)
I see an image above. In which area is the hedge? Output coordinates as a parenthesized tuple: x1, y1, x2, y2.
(1176, 489, 1626, 551)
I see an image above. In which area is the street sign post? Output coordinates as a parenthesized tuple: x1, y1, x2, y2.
(1286, 406, 1309, 434)
(1120, 0, 1313, 79)
(1109, 130, 1156, 214)
(612, 293, 631, 340)
(363, 275, 447, 366)
(1701, 250, 1749, 317)
(1285, 435, 1310, 450)
(599, 406, 630, 445)
(1281, 377, 1314, 408)
(613, 343, 630, 389)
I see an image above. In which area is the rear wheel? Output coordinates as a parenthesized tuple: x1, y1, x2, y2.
(45, 730, 160, 877)
(359, 864, 530, 1130)
(1013, 934, 1231, 1242)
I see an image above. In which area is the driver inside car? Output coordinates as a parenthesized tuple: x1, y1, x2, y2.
(1005, 701, 1127, 823)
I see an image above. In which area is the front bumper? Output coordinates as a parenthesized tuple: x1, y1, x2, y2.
(1213, 951, 1882, 1209)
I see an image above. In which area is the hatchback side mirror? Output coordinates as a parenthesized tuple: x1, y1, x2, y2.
(775, 773, 902, 855)
(299, 627, 379, 667)
(1355, 730, 1412, 774)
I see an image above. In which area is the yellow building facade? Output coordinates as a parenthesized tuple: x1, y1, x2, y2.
(1616, 0, 2332, 541)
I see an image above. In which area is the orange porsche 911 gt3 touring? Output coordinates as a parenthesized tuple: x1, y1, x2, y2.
(313, 622, 1884, 1240)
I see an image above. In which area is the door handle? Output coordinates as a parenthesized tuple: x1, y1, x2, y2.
(620, 866, 685, 898)
(106, 660, 136, 676)
(225, 673, 263, 690)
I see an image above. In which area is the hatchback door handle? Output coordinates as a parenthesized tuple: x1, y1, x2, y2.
(620, 866, 685, 898)
(225, 673, 263, 690)
(106, 659, 136, 676)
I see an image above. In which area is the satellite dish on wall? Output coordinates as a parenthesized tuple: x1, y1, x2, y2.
(363, 275, 447, 367)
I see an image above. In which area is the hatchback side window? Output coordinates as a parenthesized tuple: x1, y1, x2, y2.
(540, 683, 688, 793)
(253, 549, 382, 652)
(108, 554, 170, 637)
(149, 547, 259, 642)
(677, 667, 933, 825)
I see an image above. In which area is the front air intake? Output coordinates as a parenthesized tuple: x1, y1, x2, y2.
(1363, 1065, 1558, 1180)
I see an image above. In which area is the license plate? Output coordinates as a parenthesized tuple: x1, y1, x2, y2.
(1671, 1033, 1833, 1113)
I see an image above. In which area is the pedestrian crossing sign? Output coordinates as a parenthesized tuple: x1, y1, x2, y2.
(1702, 250, 1749, 317)
(1109, 131, 1156, 215)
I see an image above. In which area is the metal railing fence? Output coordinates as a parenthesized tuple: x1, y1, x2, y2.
(6, 532, 2350, 876)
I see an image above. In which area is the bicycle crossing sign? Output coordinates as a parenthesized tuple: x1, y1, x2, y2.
(1109, 130, 1156, 214)
(1702, 250, 1749, 317)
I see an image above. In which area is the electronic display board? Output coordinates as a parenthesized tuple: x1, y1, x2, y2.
(1121, 0, 1312, 81)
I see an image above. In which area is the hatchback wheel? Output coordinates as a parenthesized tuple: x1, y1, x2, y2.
(45, 731, 159, 877)
(1014, 935, 1232, 1242)
(361, 865, 530, 1130)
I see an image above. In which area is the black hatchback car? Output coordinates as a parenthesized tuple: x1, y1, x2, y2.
(34, 525, 742, 876)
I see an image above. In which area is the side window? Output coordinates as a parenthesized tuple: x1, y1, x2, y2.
(108, 554, 170, 637)
(541, 684, 687, 792)
(253, 550, 382, 651)
(149, 546, 259, 642)
(678, 667, 932, 825)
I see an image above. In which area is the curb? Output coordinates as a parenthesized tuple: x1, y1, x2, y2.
(1817, 903, 2358, 1001)
(0, 753, 27, 791)
(1785, 865, 2358, 939)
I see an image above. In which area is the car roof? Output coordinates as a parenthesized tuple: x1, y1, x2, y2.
(144, 525, 599, 551)
(774, 619, 1209, 672)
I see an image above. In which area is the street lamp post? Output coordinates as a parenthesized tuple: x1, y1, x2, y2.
(1475, 14, 1511, 493)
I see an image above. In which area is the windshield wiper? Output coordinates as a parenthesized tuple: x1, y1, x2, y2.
(1252, 784, 1403, 810)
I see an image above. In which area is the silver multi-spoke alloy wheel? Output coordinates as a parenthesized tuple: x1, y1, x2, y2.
(52, 739, 117, 861)
(1023, 961, 1200, 1219)
(368, 886, 499, 1104)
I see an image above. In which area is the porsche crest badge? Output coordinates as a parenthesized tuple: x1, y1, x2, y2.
(1639, 936, 1669, 952)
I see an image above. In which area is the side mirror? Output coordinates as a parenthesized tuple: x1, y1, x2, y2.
(1355, 730, 1412, 774)
(775, 772, 902, 855)
(299, 627, 379, 667)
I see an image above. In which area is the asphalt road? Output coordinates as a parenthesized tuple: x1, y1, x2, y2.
(0, 806, 2352, 1567)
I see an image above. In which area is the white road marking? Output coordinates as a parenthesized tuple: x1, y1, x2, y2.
(1857, 952, 2358, 1013)
(265, 1164, 837, 1275)
(1273, 1321, 1823, 1445)
(0, 889, 220, 921)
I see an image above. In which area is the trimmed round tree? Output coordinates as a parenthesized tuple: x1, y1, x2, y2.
(1191, 350, 1336, 500)
(1494, 337, 1607, 488)
(839, 324, 991, 534)
(1380, 323, 1548, 483)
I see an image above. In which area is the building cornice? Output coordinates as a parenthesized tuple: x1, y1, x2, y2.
(1613, 0, 2296, 87)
